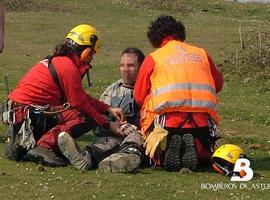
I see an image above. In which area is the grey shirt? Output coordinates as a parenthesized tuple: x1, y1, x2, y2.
(100, 79, 139, 126)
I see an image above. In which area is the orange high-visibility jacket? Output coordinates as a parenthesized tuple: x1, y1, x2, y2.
(140, 40, 220, 134)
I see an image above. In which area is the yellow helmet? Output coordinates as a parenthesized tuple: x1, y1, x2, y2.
(212, 144, 245, 176)
(66, 24, 101, 53)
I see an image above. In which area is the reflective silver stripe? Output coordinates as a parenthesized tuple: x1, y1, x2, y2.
(69, 31, 85, 43)
(155, 115, 166, 127)
(153, 99, 217, 112)
(152, 83, 216, 97)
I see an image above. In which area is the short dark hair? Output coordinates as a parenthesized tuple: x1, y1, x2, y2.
(147, 15, 186, 48)
(121, 47, 145, 66)
(53, 43, 74, 57)
(53, 39, 89, 57)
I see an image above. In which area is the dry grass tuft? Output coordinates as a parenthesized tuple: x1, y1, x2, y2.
(222, 28, 270, 82)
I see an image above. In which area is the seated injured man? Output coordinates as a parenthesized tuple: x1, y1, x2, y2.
(58, 47, 145, 172)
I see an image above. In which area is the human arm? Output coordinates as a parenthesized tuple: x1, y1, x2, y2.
(56, 58, 125, 130)
(207, 54, 224, 93)
(107, 107, 125, 121)
(0, 2, 4, 53)
(55, 57, 109, 126)
(134, 55, 155, 107)
(107, 121, 126, 137)
(86, 94, 126, 122)
(86, 95, 110, 114)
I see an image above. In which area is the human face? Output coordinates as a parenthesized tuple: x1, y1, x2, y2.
(120, 53, 140, 86)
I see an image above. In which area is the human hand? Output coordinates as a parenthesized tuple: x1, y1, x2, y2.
(120, 123, 140, 136)
(109, 121, 126, 137)
(108, 107, 125, 122)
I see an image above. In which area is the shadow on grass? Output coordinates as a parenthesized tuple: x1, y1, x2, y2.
(253, 156, 270, 171)
(197, 165, 215, 173)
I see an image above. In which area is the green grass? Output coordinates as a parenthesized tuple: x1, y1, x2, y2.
(1, 0, 270, 199)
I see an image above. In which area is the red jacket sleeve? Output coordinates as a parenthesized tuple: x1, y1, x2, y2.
(86, 95, 109, 114)
(55, 57, 109, 126)
(207, 54, 224, 93)
(134, 55, 155, 107)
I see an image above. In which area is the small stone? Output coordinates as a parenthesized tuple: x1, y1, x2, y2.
(36, 164, 46, 172)
(179, 167, 192, 174)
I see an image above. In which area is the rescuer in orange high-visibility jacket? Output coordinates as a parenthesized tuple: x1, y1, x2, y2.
(134, 15, 224, 171)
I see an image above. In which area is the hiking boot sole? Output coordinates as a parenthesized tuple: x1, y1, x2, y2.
(58, 132, 92, 171)
(164, 135, 182, 171)
(27, 148, 66, 167)
(98, 153, 140, 173)
(182, 133, 198, 171)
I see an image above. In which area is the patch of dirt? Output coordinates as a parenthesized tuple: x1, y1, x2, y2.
(1, 171, 10, 176)
(249, 143, 261, 150)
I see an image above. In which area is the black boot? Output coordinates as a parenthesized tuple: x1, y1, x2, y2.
(164, 135, 183, 171)
(182, 133, 198, 171)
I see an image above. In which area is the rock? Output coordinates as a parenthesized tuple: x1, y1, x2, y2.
(179, 167, 192, 174)
(36, 164, 46, 171)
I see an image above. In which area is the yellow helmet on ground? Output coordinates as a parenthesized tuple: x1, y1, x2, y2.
(66, 24, 101, 53)
(212, 144, 245, 176)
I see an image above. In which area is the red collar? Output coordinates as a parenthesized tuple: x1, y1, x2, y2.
(160, 35, 173, 47)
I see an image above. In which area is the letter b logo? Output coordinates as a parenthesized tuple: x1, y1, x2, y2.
(231, 158, 253, 181)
